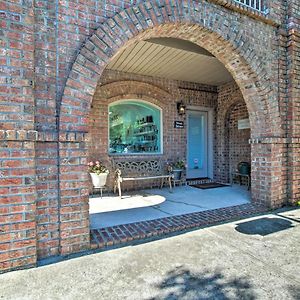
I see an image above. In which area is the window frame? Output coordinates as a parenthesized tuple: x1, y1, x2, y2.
(108, 99, 164, 156)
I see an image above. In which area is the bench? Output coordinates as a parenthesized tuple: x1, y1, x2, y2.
(112, 159, 174, 198)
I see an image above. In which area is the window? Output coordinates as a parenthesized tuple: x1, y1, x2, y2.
(233, 0, 267, 13)
(109, 100, 162, 154)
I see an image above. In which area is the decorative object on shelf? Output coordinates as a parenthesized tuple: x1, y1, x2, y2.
(133, 119, 158, 152)
(88, 161, 109, 188)
(177, 101, 186, 115)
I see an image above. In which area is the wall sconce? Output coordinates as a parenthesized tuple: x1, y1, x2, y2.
(177, 101, 186, 115)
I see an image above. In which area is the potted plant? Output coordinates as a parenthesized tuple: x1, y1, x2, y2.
(171, 159, 185, 181)
(88, 160, 109, 188)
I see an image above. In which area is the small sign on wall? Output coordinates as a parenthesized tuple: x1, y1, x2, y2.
(174, 121, 184, 128)
(238, 119, 250, 130)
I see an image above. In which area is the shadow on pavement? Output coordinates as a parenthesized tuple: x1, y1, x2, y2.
(148, 266, 256, 300)
(235, 217, 294, 236)
(289, 286, 300, 300)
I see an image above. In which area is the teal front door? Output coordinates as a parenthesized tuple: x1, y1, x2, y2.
(187, 111, 208, 179)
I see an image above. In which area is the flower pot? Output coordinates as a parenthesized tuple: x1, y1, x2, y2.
(172, 169, 183, 181)
(90, 172, 108, 188)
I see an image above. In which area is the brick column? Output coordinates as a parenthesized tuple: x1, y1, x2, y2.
(58, 133, 90, 255)
(35, 133, 60, 259)
(0, 131, 37, 273)
(250, 138, 287, 208)
(285, 0, 300, 205)
(0, 1, 37, 273)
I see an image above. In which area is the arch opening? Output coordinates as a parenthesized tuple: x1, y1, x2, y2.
(56, 5, 281, 255)
(87, 36, 253, 230)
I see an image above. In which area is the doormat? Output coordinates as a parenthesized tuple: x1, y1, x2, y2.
(186, 177, 209, 181)
(190, 182, 229, 189)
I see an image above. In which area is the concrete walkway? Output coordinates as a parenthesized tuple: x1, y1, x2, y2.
(90, 185, 250, 228)
(1, 208, 300, 299)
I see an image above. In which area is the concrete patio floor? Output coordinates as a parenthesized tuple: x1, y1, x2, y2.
(1, 208, 299, 299)
(89, 185, 250, 228)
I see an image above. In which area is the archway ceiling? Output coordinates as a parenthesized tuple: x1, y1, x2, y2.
(106, 38, 233, 86)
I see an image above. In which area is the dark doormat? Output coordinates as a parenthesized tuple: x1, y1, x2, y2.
(186, 177, 209, 181)
(190, 182, 229, 189)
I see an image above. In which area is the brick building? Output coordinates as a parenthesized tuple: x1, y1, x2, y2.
(1, 0, 299, 273)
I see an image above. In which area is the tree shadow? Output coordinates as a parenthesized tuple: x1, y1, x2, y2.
(148, 266, 256, 300)
(288, 286, 300, 300)
(235, 217, 293, 236)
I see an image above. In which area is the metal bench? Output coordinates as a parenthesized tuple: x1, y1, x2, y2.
(112, 159, 174, 198)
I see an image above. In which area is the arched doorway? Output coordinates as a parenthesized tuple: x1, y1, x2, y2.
(57, 1, 282, 254)
(226, 101, 251, 184)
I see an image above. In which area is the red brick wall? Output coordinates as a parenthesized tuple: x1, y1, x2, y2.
(285, 0, 300, 205)
(56, 1, 288, 266)
(88, 69, 218, 190)
(228, 102, 251, 182)
(215, 83, 287, 207)
(0, 1, 37, 273)
(88, 71, 253, 192)
(215, 83, 245, 182)
(35, 141, 59, 258)
(1, 0, 296, 273)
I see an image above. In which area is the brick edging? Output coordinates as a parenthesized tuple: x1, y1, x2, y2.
(0, 130, 38, 141)
(90, 203, 267, 250)
(249, 137, 300, 144)
(2, 130, 295, 145)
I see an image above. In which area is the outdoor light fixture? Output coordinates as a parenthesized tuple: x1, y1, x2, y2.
(177, 101, 186, 115)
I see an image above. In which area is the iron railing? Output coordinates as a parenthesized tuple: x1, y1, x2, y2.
(234, 0, 267, 13)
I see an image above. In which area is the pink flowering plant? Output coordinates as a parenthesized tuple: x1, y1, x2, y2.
(88, 161, 109, 175)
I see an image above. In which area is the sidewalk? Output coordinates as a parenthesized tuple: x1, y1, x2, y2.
(89, 185, 250, 228)
(1, 208, 299, 300)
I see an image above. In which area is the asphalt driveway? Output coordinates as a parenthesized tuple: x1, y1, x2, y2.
(1, 208, 299, 300)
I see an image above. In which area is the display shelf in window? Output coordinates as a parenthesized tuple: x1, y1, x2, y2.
(111, 120, 123, 128)
(109, 100, 162, 154)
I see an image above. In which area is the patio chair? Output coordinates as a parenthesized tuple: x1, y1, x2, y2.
(231, 161, 251, 190)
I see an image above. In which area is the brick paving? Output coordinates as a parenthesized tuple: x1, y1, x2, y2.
(90, 203, 267, 250)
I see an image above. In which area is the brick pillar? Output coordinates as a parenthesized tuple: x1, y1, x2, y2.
(250, 138, 287, 208)
(0, 131, 37, 273)
(0, 1, 37, 273)
(285, 1, 300, 205)
(35, 133, 60, 259)
(58, 133, 90, 255)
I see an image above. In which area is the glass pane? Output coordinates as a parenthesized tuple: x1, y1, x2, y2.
(109, 100, 162, 154)
(188, 113, 204, 169)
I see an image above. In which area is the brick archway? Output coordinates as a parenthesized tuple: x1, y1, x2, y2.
(57, 1, 282, 254)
